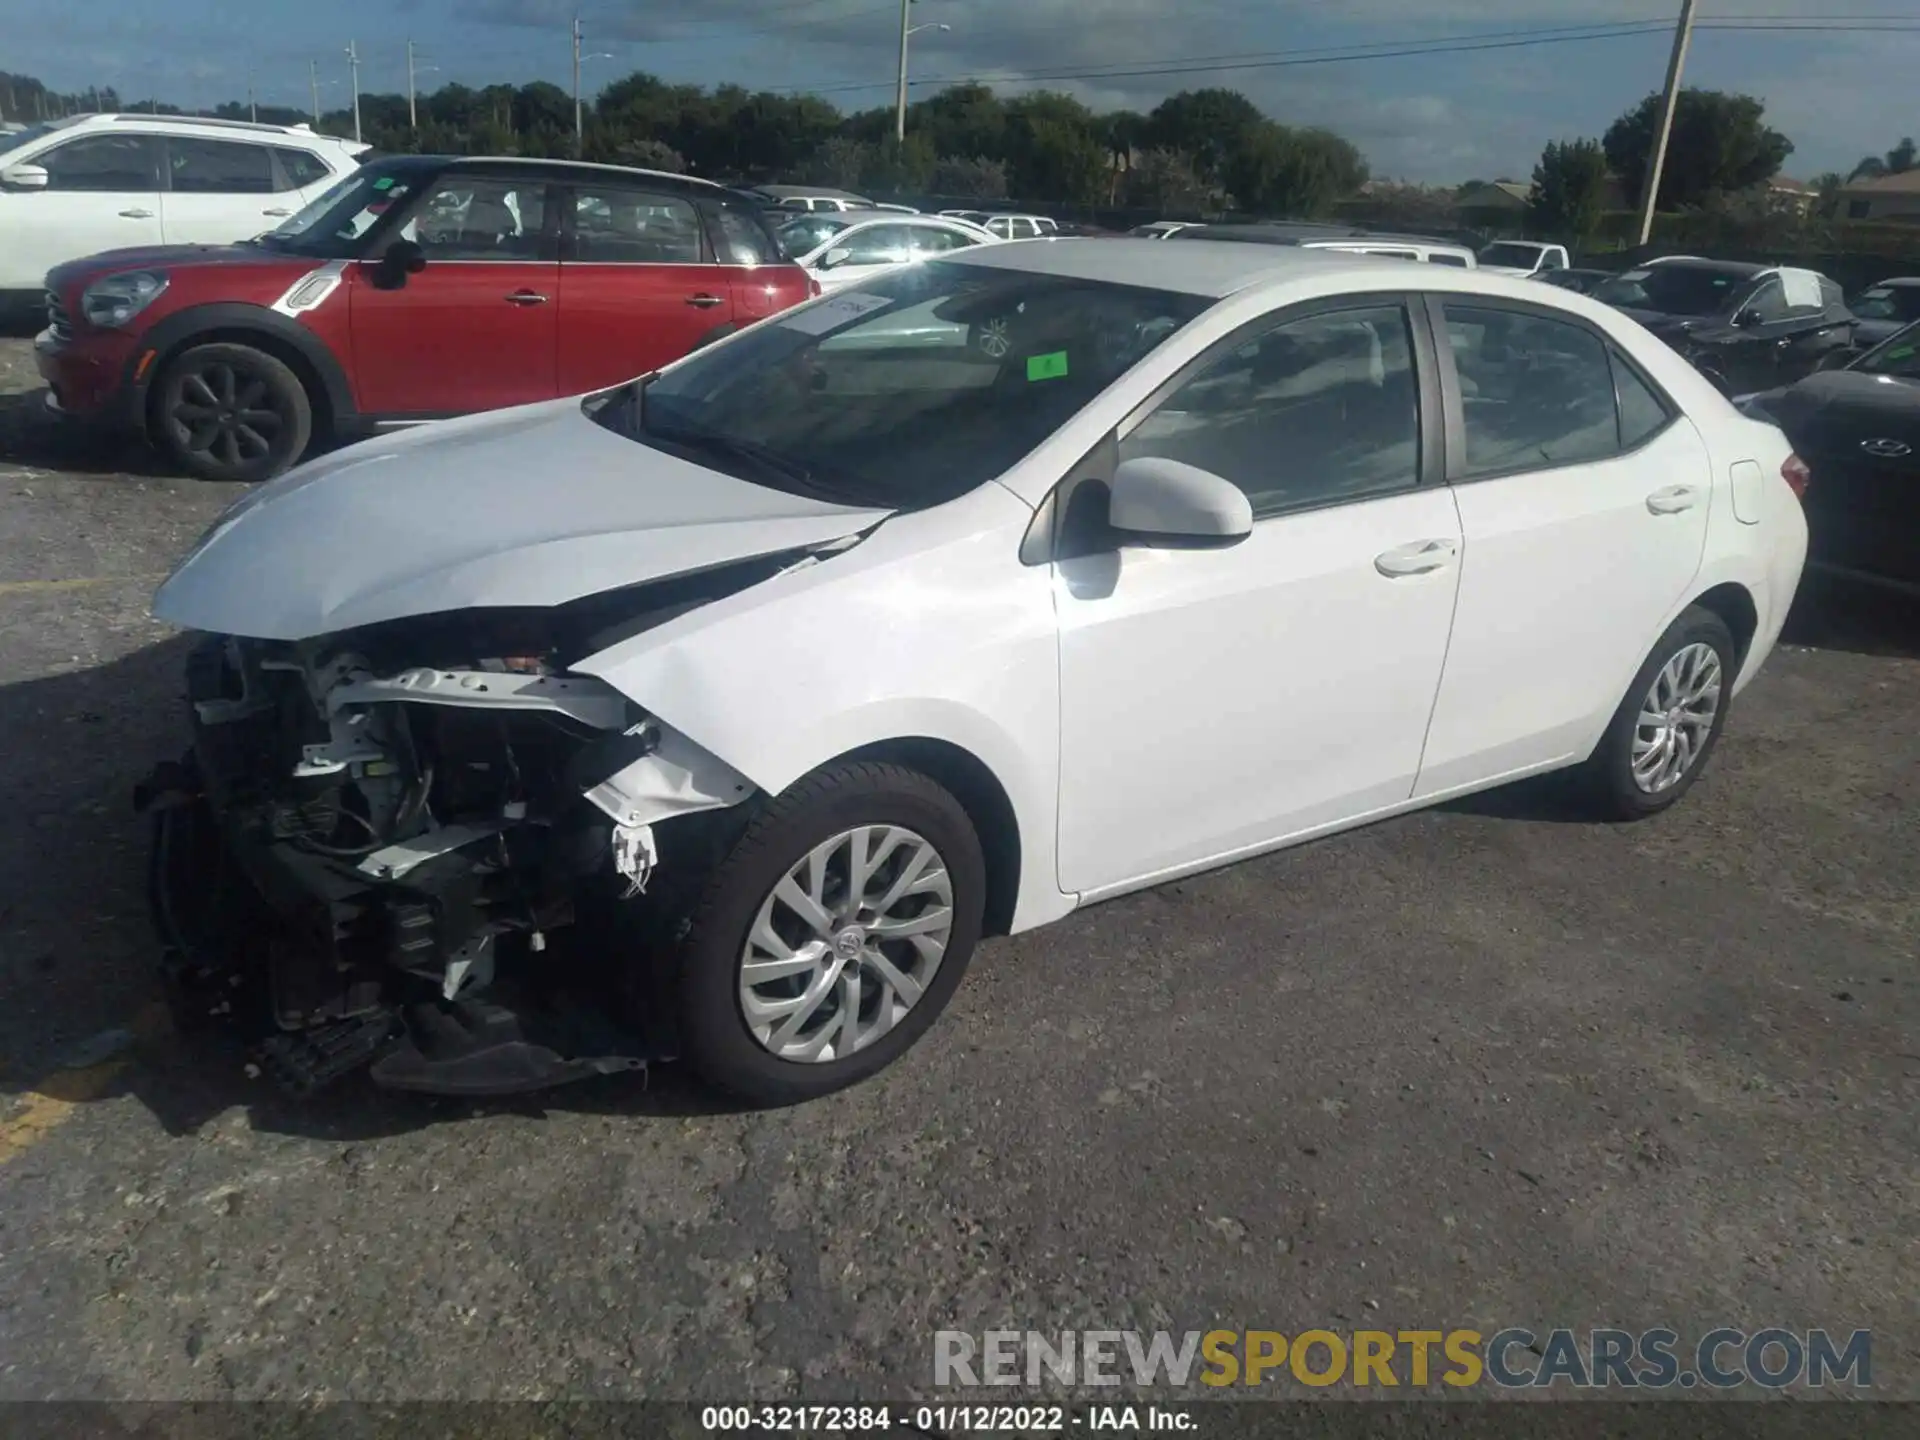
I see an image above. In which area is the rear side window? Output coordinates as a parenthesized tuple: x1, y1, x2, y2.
(1613, 352, 1673, 450)
(1441, 304, 1619, 477)
(39, 134, 161, 191)
(169, 138, 275, 194)
(275, 147, 333, 189)
(1428, 252, 1469, 267)
(710, 203, 777, 265)
(570, 189, 701, 263)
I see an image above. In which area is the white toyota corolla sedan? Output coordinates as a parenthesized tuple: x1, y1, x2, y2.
(145, 240, 1808, 1106)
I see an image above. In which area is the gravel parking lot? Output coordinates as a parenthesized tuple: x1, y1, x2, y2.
(0, 330, 1915, 1404)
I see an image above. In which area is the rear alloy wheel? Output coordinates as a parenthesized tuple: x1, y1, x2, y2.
(674, 761, 986, 1106)
(1581, 605, 1737, 819)
(155, 342, 313, 483)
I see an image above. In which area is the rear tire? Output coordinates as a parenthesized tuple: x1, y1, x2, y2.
(1580, 605, 1737, 820)
(154, 342, 313, 483)
(673, 761, 986, 1107)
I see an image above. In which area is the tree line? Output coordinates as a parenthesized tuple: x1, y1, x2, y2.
(4, 68, 1368, 217)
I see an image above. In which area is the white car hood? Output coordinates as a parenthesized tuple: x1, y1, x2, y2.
(153, 397, 891, 641)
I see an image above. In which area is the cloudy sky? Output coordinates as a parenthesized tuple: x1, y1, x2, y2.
(13, 0, 1920, 182)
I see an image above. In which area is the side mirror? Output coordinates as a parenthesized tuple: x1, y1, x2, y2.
(1732, 306, 1763, 329)
(1108, 456, 1253, 547)
(818, 246, 853, 271)
(0, 163, 50, 191)
(370, 238, 426, 288)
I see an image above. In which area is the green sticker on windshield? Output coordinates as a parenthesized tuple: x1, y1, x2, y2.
(1888, 346, 1916, 361)
(372, 176, 395, 190)
(1027, 351, 1069, 382)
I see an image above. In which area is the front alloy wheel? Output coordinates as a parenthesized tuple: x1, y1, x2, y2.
(673, 761, 986, 1106)
(155, 342, 313, 483)
(738, 825, 954, 1062)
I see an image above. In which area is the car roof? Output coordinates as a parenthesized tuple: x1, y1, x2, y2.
(433, 154, 725, 191)
(782, 208, 973, 226)
(1184, 221, 1462, 249)
(31, 111, 365, 148)
(938, 235, 1490, 297)
(1868, 276, 1920, 287)
(1641, 256, 1770, 277)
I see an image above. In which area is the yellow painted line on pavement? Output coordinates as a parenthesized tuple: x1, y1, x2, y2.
(0, 573, 163, 598)
(0, 1003, 172, 1167)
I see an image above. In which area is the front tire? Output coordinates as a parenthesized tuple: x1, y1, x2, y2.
(154, 342, 313, 483)
(674, 761, 986, 1106)
(1581, 605, 1737, 820)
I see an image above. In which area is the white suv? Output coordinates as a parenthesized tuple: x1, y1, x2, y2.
(0, 113, 369, 304)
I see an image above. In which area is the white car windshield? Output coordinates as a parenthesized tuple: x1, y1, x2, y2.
(593, 262, 1209, 509)
(778, 214, 851, 257)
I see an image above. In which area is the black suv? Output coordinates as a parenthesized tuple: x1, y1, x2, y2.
(1589, 257, 1854, 395)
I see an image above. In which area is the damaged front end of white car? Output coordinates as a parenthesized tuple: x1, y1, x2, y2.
(131, 391, 901, 1098)
(137, 553, 840, 1098)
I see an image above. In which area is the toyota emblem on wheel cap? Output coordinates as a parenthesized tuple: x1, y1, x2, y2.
(1861, 438, 1912, 458)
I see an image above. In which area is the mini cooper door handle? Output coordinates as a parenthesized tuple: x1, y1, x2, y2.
(505, 290, 549, 306)
(686, 293, 725, 308)
(1373, 539, 1458, 577)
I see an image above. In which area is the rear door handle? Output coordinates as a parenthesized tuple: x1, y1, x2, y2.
(1646, 485, 1701, 515)
(118, 208, 154, 219)
(1373, 538, 1458, 577)
(504, 290, 548, 306)
(686, 293, 724, 309)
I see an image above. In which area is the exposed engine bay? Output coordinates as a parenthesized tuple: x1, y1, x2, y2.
(136, 548, 835, 1097)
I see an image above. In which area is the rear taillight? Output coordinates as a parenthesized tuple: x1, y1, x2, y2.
(1782, 453, 1810, 499)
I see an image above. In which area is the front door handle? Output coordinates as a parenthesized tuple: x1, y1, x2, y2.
(685, 293, 724, 309)
(118, 208, 154, 219)
(262, 207, 292, 217)
(1373, 538, 1458, 577)
(504, 290, 549, 306)
(1646, 485, 1701, 515)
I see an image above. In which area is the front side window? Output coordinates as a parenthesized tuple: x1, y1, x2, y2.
(594, 262, 1209, 510)
(39, 134, 161, 191)
(1442, 304, 1620, 477)
(406, 177, 548, 259)
(711, 203, 777, 265)
(257, 165, 417, 256)
(1121, 303, 1421, 517)
(568, 188, 699, 263)
(1741, 278, 1789, 324)
(168, 137, 274, 195)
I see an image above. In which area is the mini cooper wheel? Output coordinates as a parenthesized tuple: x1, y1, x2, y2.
(674, 761, 986, 1106)
(155, 342, 313, 483)
(1582, 605, 1737, 820)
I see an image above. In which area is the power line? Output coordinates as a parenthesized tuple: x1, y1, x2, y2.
(765, 15, 1920, 98)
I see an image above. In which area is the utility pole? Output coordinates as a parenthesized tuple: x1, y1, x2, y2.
(310, 59, 321, 125)
(894, 0, 912, 144)
(247, 67, 257, 123)
(572, 15, 584, 153)
(346, 39, 362, 144)
(407, 38, 418, 130)
(1634, 0, 1699, 247)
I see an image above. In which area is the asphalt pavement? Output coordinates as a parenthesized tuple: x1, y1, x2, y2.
(0, 334, 1915, 1405)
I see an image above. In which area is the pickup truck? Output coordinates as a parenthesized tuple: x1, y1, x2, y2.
(1476, 240, 1571, 278)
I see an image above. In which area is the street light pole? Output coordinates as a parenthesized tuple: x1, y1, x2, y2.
(346, 39, 362, 144)
(408, 38, 417, 130)
(309, 59, 321, 125)
(894, 0, 912, 145)
(1634, 0, 1699, 247)
(573, 15, 583, 152)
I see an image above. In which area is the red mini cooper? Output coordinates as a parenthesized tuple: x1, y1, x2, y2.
(37, 155, 815, 482)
